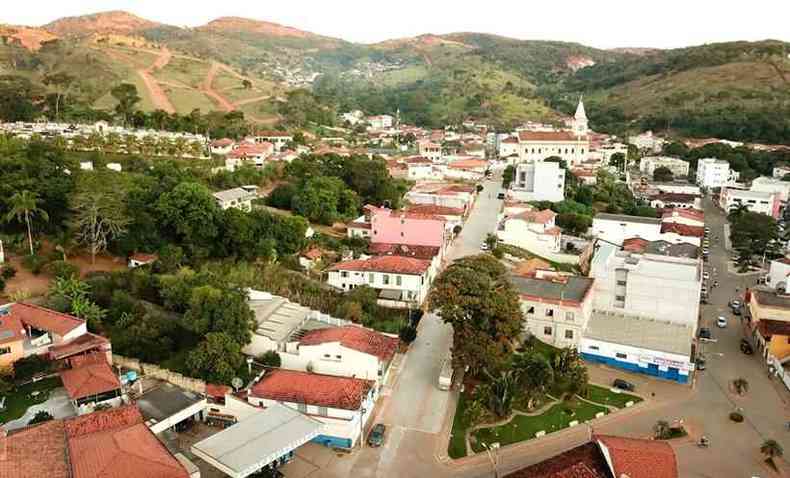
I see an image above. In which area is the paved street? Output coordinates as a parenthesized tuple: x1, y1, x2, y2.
(284, 188, 790, 478)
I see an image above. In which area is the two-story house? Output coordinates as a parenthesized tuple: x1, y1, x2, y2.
(326, 255, 434, 307)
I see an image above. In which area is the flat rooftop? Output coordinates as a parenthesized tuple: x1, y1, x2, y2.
(752, 288, 790, 309)
(584, 311, 694, 357)
(593, 213, 661, 225)
(248, 290, 311, 343)
(137, 383, 204, 423)
(510, 275, 594, 304)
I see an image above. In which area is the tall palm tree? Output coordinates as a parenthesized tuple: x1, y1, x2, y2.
(761, 439, 783, 463)
(653, 420, 671, 440)
(4, 190, 49, 255)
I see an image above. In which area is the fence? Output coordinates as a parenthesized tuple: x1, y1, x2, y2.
(112, 354, 206, 394)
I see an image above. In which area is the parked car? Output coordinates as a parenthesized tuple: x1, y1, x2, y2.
(730, 299, 741, 309)
(696, 357, 707, 371)
(480, 242, 490, 251)
(612, 378, 635, 391)
(716, 316, 727, 328)
(368, 423, 386, 447)
(740, 339, 754, 355)
(497, 192, 505, 199)
(698, 327, 713, 340)
(703, 272, 710, 280)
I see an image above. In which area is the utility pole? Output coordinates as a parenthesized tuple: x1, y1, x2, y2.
(483, 442, 500, 478)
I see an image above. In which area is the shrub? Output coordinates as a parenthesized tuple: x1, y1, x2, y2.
(22, 254, 48, 275)
(1, 265, 16, 280)
(399, 325, 418, 344)
(47, 260, 80, 280)
(258, 350, 282, 368)
(0, 277, 5, 293)
(730, 411, 744, 423)
(12, 355, 54, 381)
(28, 410, 53, 425)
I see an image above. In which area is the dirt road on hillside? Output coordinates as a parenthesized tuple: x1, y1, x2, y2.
(201, 62, 236, 112)
(137, 48, 175, 113)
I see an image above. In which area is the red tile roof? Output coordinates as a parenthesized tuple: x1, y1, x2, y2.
(229, 142, 272, 158)
(368, 242, 440, 260)
(49, 332, 110, 360)
(205, 384, 232, 399)
(299, 325, 399, 361)
(210, 138, 234, 147)
(661, 208, 704, 222)
(622, 237, 650, 252)
(660, 222, 704, 238)
(651, 192, 698, 203)
(504, 442, 609, 478)
(60, 354, 121, 401)
(7, 303, 84, 337)
(595, 435, 678, 478)
(502, 137, 519, 144)
(0, 420, 70, 478)
(404, 204, 465, 216)
(448, 159, 487, 170)
(65, 405, 189, 478)
(405, 156, 432, 164)
(518, 131, 584, 142)
(327, 255, 432, 275)
(302, 247, 324, 260)
(250, 369, 373, 410)
(0, 305, 26, 346)
(512, 209, 556, 224)
(130, 252, 158, 263)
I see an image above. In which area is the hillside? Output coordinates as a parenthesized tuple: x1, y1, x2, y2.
(44, 11, 161, 37)
(551, 40, 790, 144)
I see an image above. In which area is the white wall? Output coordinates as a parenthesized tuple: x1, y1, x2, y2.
(591, 218, 661, 246)
(497, 217, 561, 254)
(510, 161, 565, 202)
(279, 343, 383, 384)
(579, 337, 692, 377)
(521, 299, 590, 348)
(518, 140, 588, 166)
(326, 269, 431, 304)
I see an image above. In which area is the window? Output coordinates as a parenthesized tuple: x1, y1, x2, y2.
(335, 355, 342, 359)
(383, 275, 390, 285)
(616, 352, 627, 359)
(565, 312, 574, 321)
(0, 346, 10, 356)
(545, 308, 554, 317)
(297, 403, 307, 413)
(615, 295, 625, 302)
(341, 271, 349, 278)
(317, 406, 328, 417)
(565, 330, 574, 339)
(368, 273, 374, 284)
(589, 345, 599, 351)
(543, 326, 552, 335)
(616, 280, 627, 286)
(396, 275, 402, 286)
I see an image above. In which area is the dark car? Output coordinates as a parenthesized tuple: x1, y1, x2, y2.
(696, 357, 707, 371)
(612, 378, 635, 391)
(367, 423, 386, 447)
(698, 327, 713, 340)
(497, 192, 506, 200)
(740, 339, 754, 355)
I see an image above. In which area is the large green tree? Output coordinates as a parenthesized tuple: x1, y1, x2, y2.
(4, 190, 49, 255)
(428, 254, 522, 376)
(110, 83, 141, 126)
(182, 286, 254, 346)
(729, 210, 778, 258)
(186, 332, 245, 384)
(156, 182, 222, 258)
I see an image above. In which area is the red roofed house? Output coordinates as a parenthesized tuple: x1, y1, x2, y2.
(405, 182, 477, 211)
(59, 353, 122, 413)
(404, 203, 465, 230)
(444, 158, 488, 181)
(661, 208, 704, 227)
(248, 369, 375, 449)
(498, 135, 520, 159)
(252, 131, 293, 152)
(659, 222, 704, 247)
(351, 206, 449, 259)
(326, 255, 435, 307)
(497, 209, 562, 255)
(0, 303, 110, 370)
(128, 252, 158, 268)
(278, 325, 399, 387)
(0, 405, 190, 478)
(225, 142, 274, 170)
(209, 138, 235, 155)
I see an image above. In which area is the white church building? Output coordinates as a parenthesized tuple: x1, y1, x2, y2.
(515, 98, 590, 167)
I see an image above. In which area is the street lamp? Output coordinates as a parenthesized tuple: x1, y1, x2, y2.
(359, 406, 367, 449)
(482, 442, 500, 478)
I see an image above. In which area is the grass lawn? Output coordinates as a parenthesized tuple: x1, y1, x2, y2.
(0, 377, 63, 423)
(582, 384, 642, 409)
(470, 398, 608, 453)
(448, 392, 471, 459)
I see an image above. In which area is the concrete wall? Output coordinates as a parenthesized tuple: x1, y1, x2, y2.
(112, 354, 206, 394)
(279, 343, 383, 384)
(591, 218, 661, 246)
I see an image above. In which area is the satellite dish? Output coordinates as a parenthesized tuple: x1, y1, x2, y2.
(231, 377, 243, 391)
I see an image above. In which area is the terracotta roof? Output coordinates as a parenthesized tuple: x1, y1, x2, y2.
(660, 222, 704, 238)
(404, 204, 465, 216)
(661, 208, 704, 222)
(448, 159, 487, 170)
(651, 192, 698, 203)
(512, 209, 556, 224)
(368, 242, 441, 260)
(518, 130, 584, 142)
(206, 384, 232, 399)
(130, 252, 158, 263)
(502, 137, 519, 144)
(0, 305, 25, 345)
(405, 156, 432, 164)
(504, 442, 609, 478)
(512, 258, 553, 278)
(622, 237, 650, 252)
(64, 405, 189, 478)
(210, 138, 234, 147)
(302, 247, 324, 260)
(229, 142, 272, 158)
(757, 319, 790, 337)
(0, 420, 70, 478)
(327, 255, 432, 275)
(250, 369, 374, 410)
(7, 303, 84, 337)
(49, 332, 110, 360)
(299, 325, 399, 361)
(60, 354, 121, 400)
(544, 226, 562, 236)
(595, 435, 678, 478)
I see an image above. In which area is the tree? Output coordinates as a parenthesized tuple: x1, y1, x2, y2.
(513, 352, 554, 409)
(502, 165, 515, 188)
(42, 72, 74, 121)
(258, 350, 281, 367)
(242, 79, 252, 90)
(760, 439, 784, 464)
(4, 190, 49, 255)
(71, 184, 130, 264)
(653, 419, 671, 440)
(609, 152, 626, 171)
(156, 182, 222, 258)
(429, 254, 522, 376)
(485, 233, 498, 251)
(186, 332, 245, 384)
(483, 369, 518, 418)
(653, 166, 674, 182)
(729, 211, 778, 258)
(181, 286, 254, 346)
(28, 410, 53, 425)
(111, 83, 141, 126)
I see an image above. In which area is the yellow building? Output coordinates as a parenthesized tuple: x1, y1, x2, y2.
(0, 310, 26, 369)
(747, 288, 790, 361)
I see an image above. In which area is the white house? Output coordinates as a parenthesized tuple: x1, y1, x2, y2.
(628, 131, 665, 153)
(497, 209, 562, 255)
(252, 131, 293, 152)
(405, 156, 441, 181)
(225, 142, 274, 170)
(248, 369, 376, 449)
(719, 187, 780, 218)
(750, 176, 790, 203)
(639, 156, 690, 179)
(589, 242, 702, 329)
(509, 160, 565, 203)
(580, 310, 695, 383)
(766, 258, 790, 291)
(325, 255, 435, 307)
(417, 140, 443, 162)
(128, 252, 158, 268)
(511, 271, 595, 348)
(696, 157, 736, 189)
(212, 187, 257, 211)
(591, 213, 662, 246)
(367, 115, 394, 129)
(278, 325, 399, 388)
(498, 136, 520, 159)
(516, 131, 589, 166)
(210, 138, 235, 155)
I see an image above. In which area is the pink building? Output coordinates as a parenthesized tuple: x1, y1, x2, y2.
(365, 206, 448, 257)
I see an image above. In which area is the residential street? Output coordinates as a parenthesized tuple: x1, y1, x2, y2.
(284, 188, 790, 478)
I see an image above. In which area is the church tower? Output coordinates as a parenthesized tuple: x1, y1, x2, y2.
(573, 96, 588, 137)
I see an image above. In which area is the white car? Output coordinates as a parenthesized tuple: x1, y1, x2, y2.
(703, 272, 710, 280)
(716, 316, 727, 328)
(702, 249, 710, 255)
(480, 242, 490, 251)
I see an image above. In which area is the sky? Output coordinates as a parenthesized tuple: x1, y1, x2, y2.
(3, 0, 790, 49)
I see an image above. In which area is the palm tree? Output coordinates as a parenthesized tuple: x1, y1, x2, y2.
(513, 352, 554, 409)
(733, 377, 749, 395)
(4, 190, 49, 255)
(484, 369, 518, 418)
(653, 420, 671, 440)
(760, 439, 783, 464)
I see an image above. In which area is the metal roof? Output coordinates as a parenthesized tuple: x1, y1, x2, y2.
(510, 275, 594, 304)
(191, 404, 323, 478)
(583, 311, 694, 356)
